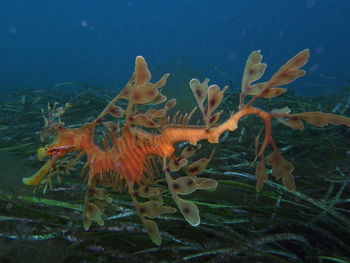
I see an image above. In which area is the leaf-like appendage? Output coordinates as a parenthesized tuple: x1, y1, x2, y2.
(287, 118, 305, 130)
(92, 188, 112, 203)
(109, 105, 124, 118)
(268, 49, 309, 87)
(137, 200, 176, 219)
(144, 108, 157, 118)
(86, 202, 102, 220)
(247, 82, 286, 99)
(165, 172, 201, 227)
(152, 109, 166, 119)
(130, 114, 159, 128)
(165, 99, 176, 110)
(272, 107, 306, 130)
(83, 215, 91, 230)
(195, 177, 218, 190)
(241, 50, 267, 95)
(132, 84, 159, 105)
(266, 150, 295, 191)
(255, 158, 268, 192)
(207, 85, 227, 118)
(176, 197, 200, 226)
(190, 79, 207, 103)
(274, 111, 350, 130)
(184, 158, 209, 176)
(290, 112, 350, 128)
(170, 174, 217, 196)
(184, 150, 214, 176)
(149, 94, 167, 105)
(248, 82, 265, 95)
(135, 56, 151, 86)
(119, 82, 134, 100)
(180, 144, 201, 159)
(154, 73, 170, 89)
(168, 158, 188, 172)
(94, 200, 107, 214)
(207, 110, 223, 127)
(137, 185, 161, 198)
(250, 63, 267, 83)
(240, 50, 309, 103)
(143, 219, 161, 245)
(261, 88, 287, 98)
(171, 176, 197, 195)
(190, 78, 208, 114)
(96, 218, 104, 226)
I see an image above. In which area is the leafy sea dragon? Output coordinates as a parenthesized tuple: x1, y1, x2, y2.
(23, 50, 350, 245)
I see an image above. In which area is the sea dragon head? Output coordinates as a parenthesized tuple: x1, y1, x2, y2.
(22, 103, 82, 187)
(22, 130, 76, 186)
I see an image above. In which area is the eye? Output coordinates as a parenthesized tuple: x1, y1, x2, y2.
(47, 147, 56, 155)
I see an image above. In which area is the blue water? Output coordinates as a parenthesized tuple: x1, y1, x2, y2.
(0, 0, 349, 96)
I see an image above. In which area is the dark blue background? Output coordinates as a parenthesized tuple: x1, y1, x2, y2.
(0, 0, 349, 96)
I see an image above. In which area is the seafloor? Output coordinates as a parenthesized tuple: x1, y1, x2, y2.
(0, 84, 349, 263)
